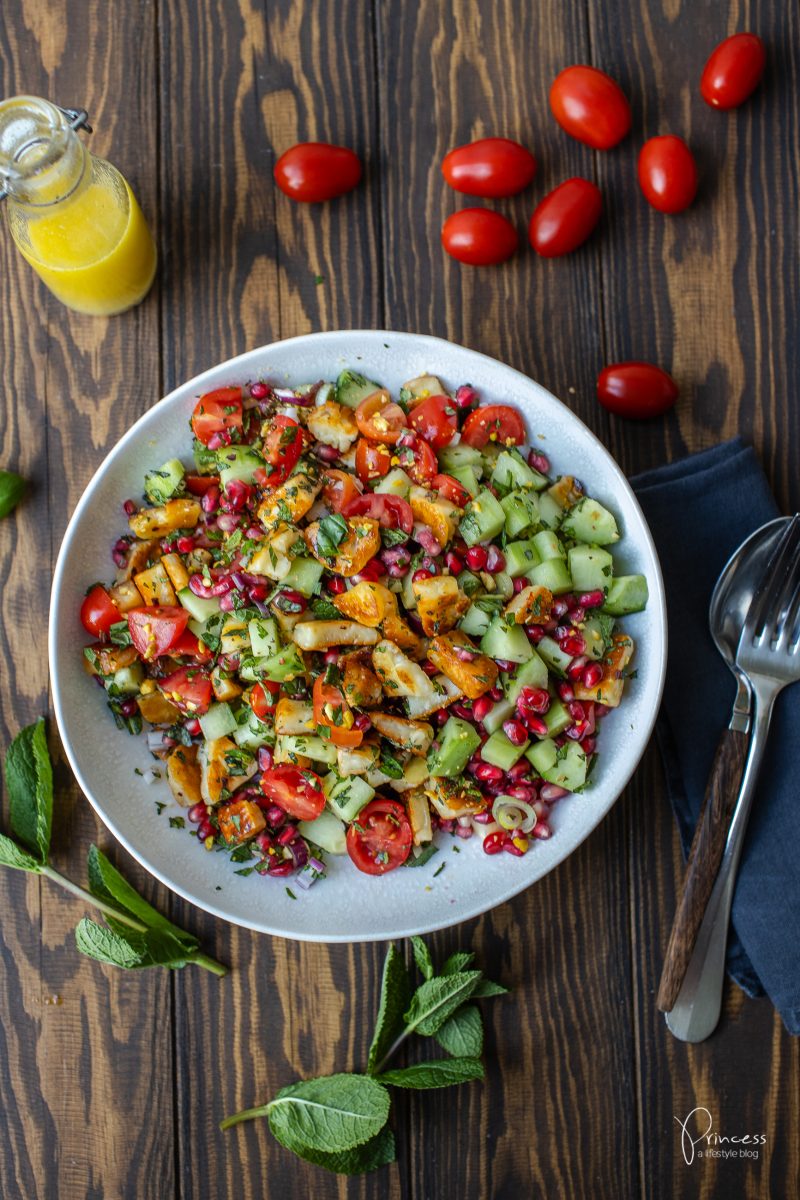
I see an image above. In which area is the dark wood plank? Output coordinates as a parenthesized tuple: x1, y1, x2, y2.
(0, 3, 174, 1199)
(586, 2, 800, 1197)
(156, 2, 398, 1196)
(377, 2, 641, 1196)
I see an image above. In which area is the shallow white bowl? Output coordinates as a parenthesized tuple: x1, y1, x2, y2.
(50, 330, 666, 942)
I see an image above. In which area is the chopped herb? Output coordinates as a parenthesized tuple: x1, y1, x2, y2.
(381, 527, 409, 548)
(433, 863, 446, 878)
(285, 887, 297, 900)
(109, 621, 133, 647)
(316, 513, 349, 559)
(311, 598, 341, 619)
(166, 723, 193, 747)
(169, 817, 185, 829)
(155, 801, 167, 815)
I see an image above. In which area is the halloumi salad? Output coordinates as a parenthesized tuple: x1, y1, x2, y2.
(80, 369, 648, 885)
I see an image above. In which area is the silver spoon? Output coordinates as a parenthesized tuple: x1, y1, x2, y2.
(657, 516, 788, 1015)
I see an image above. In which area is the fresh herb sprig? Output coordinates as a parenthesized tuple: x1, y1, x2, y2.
(221, 936, 507, 1174)
(1, 721, 226, 977)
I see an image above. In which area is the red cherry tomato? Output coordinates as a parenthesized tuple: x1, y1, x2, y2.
(158, 666, 213, 714)
(392, 435, 438, 484)
(169, 629, 214, 664)
(460, 404, 526, 449)
(249, 681, 279, 720)
(322, 468, 362, 511)
(258, 414, 304, 486)
(637, 136, 698, 214)
(190, 386, 243, 446)
(408, 395, 457, 450)
(184, 474, 220, 496)
(344, 493, 414, 533)
(355, 390, 408, 444)
(346, 798, 413, 875)
(273, 143, 362, 203)
(80, 585, 120, 638)
(441, 137, 537, 198)
(549, 65, 631, 150)
(597, 362, 678, 419)
(260, 765, 326, 822)
(441, 208, 518, 266)
(528, 178, 602, 257)
(126, 606, 189, 661)
(432, 473, 471, 508)
(312, 675, 363, 748)
(701, 33, 766, 110)
(355, 438, 392, 484)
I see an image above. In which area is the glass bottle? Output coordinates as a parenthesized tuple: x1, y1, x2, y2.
(0, 95, 156, 316)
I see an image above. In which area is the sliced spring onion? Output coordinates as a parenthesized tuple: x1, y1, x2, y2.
(492, 795, 536, 834)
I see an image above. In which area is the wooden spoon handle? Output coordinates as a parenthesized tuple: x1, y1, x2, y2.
(657, 726, 749, 1012)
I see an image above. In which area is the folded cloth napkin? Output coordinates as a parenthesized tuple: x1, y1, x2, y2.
(632, 438, 800, 1035)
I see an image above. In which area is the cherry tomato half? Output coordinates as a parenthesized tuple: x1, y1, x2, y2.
(260, 765, 325, 822)
(549, 65, 631, 150)
(441, 137, 537, 198)
(249, 680, 279, 720)
(259, 414, 304, 486)
(159, 666, 213, 715)
(528, 178, 602, 257)
(355, 438, 392, 484)
(432, 472, 471, 508)
(597, 362, 679, 419)
(355, 390, 408, 444)
(184, 474, 220, 496)
(441, 208, 519, 266)
(322, 467, 362, 512)
(701, 33, 766, 110)
(169, 629, 214, 664)
(408, 394, 457, 450)
(392, 435, 438, 484)
(346, 798, 413, 875)
(344, 493, 414, 533)
(80, 585, 120, 638)
(191, 386, 243, 446)
(127, 606, 189, 661)
(274, 143, 362, 203)
(460, 404, 526, 449)
(313, 674, 363, 749)
(638, 136, 698, 214)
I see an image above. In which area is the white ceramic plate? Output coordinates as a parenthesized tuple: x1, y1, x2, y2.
(50, 330, 666, 942)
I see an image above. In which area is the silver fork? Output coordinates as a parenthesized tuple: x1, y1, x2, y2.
(666, 513, 800, 1041)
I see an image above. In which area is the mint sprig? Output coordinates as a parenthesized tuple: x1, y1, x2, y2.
(222, 939, 508, 1175)
(1, 720, 226, 977)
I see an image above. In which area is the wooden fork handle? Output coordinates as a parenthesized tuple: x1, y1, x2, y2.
(657, 727, 749, 1012)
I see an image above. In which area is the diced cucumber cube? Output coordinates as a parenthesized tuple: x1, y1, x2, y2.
(199, 702, 238, 741)
(177, 587, 221, 622)
(374, 468, 413, 497)
(112, 664, 144, 695)
(449, 464, 481, 498)
(537, 636, 573, 677)
(459, 489, 506, 546)
(491, 448, 547, 493)
(527, 737, 558, 775)
(503, 650, 549, 703)
(402, 569, 418, 610)
(324, 773, 375, 822)
(480, 616, 534, 664)
(459, 603, 493, 638)
(298, 809, 347, 855)
(494, 572, 514, 599)
(248, 617, 280, 658)
(537, 492, 564, 530)
(501, 489, 541, 538)
(567, 545, 614, 594)
(193, 438, 218, 476)
(427, 717, 481, 778)
(561, 496, 620, 545)
(233, 710, 272, 750)
(144, 458, 185, 505)
(438, 443, 484, 474)
(336, 369, 383, 409)
(602, 575, 649, 615)
(282, 556, 325, 597)
(481, 696, 515, 734)
(543, 699, 572, 737)
(582, 613, 615, 660)
(259, 644, 306, 682)
(527, 559, 573, 595)
(532, 530, 565, 561)
(504, 538, 542, 578)
(278, 734, 338, 766)
(543, 742, 588, 791)
(215, 445, 264, 489)
(481, 729, 530, 769)
(456, 570, 483, 599)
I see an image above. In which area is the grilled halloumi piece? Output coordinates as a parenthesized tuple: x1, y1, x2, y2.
(333, 581, 398, 627)
(304, 517, 381, 577)
(404, 674, 462, 718)
(505, 584, 553, 626)
(412, 574, 470, 636)
(427, 631, 498, 699)
(257, 472, 321, 532)
(274, 699, 315, 735)
(340, 649, 384, 708)
(369, 712, 433, 756)
(306, 401, 358, 452)
(407, 787, 433, 845)
(293, 620, 379, 651)
(248, 525, 299, 580)
(409, 485, 462, 545)
(166, 745, 203, 808)
(372, 639, 436, 699)
(128, 498, 201, 539)
(337, 740, 380, 777)
(402, 373, 449, 399)
(572, 633, 634, 708)
(424, 775, 486, 819)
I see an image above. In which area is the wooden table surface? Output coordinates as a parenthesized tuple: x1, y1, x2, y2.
(1, 2, 798, 1197)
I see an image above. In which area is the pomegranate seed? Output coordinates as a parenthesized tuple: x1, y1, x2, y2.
(419, 557, 439, 575)
(352, 559, 385, 583)
(267, 861, 294, 878)
(436, 709, 450, 725)
(532, 820, 552, 839)
(452, 538, 469, 556)
(581, 663, 603, 689)
(489, 685, 504, 701)
(276, 825, 298, 847)
(274, 588, 307, 614)
(327, 576, 346, 594)
(540, 783, 568, 802)
(482, 830, 507, 855)
(451, 702, 474, 721)
(520, 713, 548, 737)
(176, 535, 195, 553)
(250, 381, 269, 400)
(382, 546, 412, 577)
(353, 713, 372, 732)
(465, 545, 488, 571)
(579, 590, 604, 608)
(323, 649, 340, 666)
(455, 824, 474, 840)
(518, 686, 550, 714)
(580, 736, 597, 754)
(185, 717, 202, 736)
(505, 783, 537, 804)
(197, 821, 214, 841)
(486, 545, 506, 572)
(565, 723, 586, 740)
(513, 577, 526, 594)
(557, 682, 574, 703)
(594, 703, 610, 719)
(445, 551, 464, 574)
(422, 660, 439, 676)
(567, 655, 588, 680)
(569, 607, 586, 625)
(475, 762, 504, 784)
(454, 384, 479, 409)
(502, 719, 528, 746)
(567, 701, 586, 722)
(245, 525, 263, 540)
(525, 625, 545, 643)
(313, 443, 340, 464)
(201, 486, 220, 514)
(507, 760, 532, 781)
(439, 818, 456, 833)
(224, 479, 251, 511)
(219, 593, 235, 611)
(561, 633, 585, 657)
(495, 659, 517, 673)
(257, 746, 273, 771)
(527, 449, 550, 474)
(254, 832, 273, 854)
(120, 698, 138, 717)
(503, 839, 526, 857)
(471, 695, 493, 723)
(264, 804, 285, 827)
(123, 499, 137, 516)
(552, 597, 569, 619)
(413, 568, 433, 584)
(472, 810, 492, 825)
(248, 583, 269, 602)
(188, 802, 207, 824)
(416, 528, 442, 557)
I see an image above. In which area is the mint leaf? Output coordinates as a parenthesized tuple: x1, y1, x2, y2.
(410, 935, 434, 981)
(367, 944, 412, 1074)
(0, 470, 25, 518)
(377, 1056, 483, 1089)
(0, 832, 42, 873)
(403, 971, 482, 1037)
(316, 513, 349, 559)
(266, 1074, 390, 1154)
(404, 844, 438, 868)
(311, 598, 341, 619)
(86, 845, 198, 949)
(75, 919, 196, 970)
(471, 979, 508, 998)
(441, 951, 475, 976)
(435, 1004, 483, 1057)
(4, 719, 52, 863)
(276, 1126, 396, 1175)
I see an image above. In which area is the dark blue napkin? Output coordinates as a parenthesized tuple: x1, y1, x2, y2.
(632, 438, 800, 1035)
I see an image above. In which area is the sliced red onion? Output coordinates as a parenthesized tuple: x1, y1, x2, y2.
(416, 527, 443, 557)
(288, 837, 309, 869)
(454, 645, 478, 663)
(309, 857, 325, 874)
